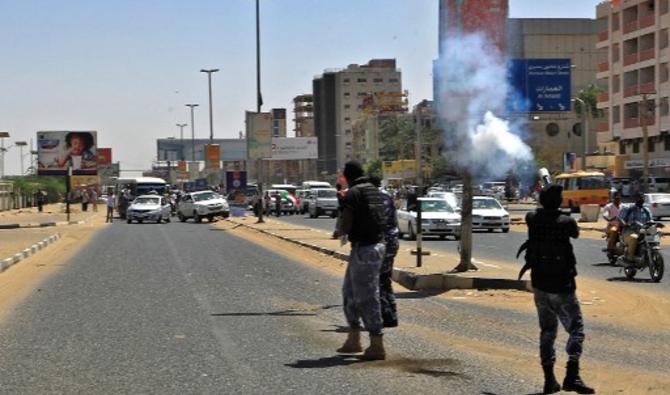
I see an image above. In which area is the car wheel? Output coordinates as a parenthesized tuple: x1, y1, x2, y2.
(439, 235, 446, 240)
(330, 212, 337, 218)
(208, 215, 215, 222)
(654, 216, 661, 221)
(166, 216, 171, 223)
(194, 212, 202, 223)
(453, 233, 461, 241)
(178, 212, 186, 222)
(222, 212, 230, 218)
(502, 228, 509, 233)
(138, 219, 143, 224)
(309, 210, 316, 219)
(127, 219, 132, 224)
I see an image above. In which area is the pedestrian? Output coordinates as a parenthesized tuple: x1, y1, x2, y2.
(90, 188, 98, 212)
(106, 191, 115, 223)
(273, 191, 282, 217)
(332, 183, 345, 239)
(370, 175, 399, 328)
(81, 189, 89, 212)
(337, 161, 387, 360)
(519, 184, 594, 394)
(36, 190, 45, 212)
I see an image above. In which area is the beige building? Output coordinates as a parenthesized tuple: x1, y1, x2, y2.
(507, 18, 606, 172)
(292, 94, 317, 180)
(313, 59, 402, 174)
(596, 0, 670, 177)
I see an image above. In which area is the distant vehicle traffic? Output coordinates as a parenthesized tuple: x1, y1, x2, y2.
(265, 189, 298, 215)
(301, 181, 332, 190)
(126, 195, 171, 224)
(472, 196, 510, 233)
(426, 191, 460, 211)
(307, 188, 338, 218)
(397, 198, 461, 240)
(116, 177, 167, 198)
(554, 171, 609, 211)
(177, 191, 229, 223)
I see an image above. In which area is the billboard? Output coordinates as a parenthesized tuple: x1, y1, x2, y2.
(270, 137, 318, 160)
(205, 144, 220, 169)
(226, 171, 247, 195)
(508, 59, 572, 112)
(37, 131, 98, 175)
(97, 148, 112, 166)
(70, 175, 101, 193)
(246, 112, 273, 160)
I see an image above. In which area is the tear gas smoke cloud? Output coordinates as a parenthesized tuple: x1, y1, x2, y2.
(435, 33, 534, 181)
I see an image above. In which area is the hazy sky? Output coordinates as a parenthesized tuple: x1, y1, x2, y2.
(0, 0, 601, 175)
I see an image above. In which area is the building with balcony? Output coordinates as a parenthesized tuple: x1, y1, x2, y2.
(292, 94, 317, 180)
(596, 0, 670, 177)
(313, 59, 403, 174)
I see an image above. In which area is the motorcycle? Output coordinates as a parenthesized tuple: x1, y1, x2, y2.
(603, 222, 621, 265)
(607, 222, 665, 282)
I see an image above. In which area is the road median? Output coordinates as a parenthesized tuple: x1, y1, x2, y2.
(224, 215, 531, 292)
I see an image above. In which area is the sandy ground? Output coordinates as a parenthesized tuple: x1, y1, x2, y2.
(0, 228, 60, 260)
(216, 219, 670, 394)
(0, 204, 96, 225)
(0, 212, 107, 322)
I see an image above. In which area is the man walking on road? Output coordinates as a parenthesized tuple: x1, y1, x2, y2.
(521, 185, 595, 394)
(337, 161, 387, 360)
(106, 191, 115, 223)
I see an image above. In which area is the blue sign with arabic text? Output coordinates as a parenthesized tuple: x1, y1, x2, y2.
(508, 59, 571, 112)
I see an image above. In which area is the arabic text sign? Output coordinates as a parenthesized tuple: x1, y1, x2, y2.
(37, 131, 98, 176)
(508, 59, 572, 112)
(269, 137, 318, 160)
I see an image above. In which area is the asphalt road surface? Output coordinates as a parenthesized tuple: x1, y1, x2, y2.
(276, 213, 670, 294)
(0, 219, 545, 394)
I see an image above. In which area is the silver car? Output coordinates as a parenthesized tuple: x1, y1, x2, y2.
(308, 188, 339, 218)
(177, 191, 230, 223)
(126, 195, 172, 224)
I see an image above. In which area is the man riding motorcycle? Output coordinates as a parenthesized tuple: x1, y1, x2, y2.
(602, 194, 622, 252)
(617, 192, 654, 264)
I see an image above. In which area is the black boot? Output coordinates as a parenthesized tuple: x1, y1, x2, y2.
(542, 364, 561, 394)
(563, 360, 595, 394)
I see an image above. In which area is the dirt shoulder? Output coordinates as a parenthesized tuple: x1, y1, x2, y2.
(0, 212, 107, 322)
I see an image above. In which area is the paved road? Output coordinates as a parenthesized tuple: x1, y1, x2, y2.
(0, 219, 548, 394)
(275, 214, 670, 294)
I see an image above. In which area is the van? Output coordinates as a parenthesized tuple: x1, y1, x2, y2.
(301, 181, 332, 190)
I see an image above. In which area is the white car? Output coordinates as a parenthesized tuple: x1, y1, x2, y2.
(126, 195, 171, 224)
(644, 193, 670, 220)
(472, 196, 510, 233)
(177, 191, 230, 223)
(307, 188, 339, 218)
(397, 198, 461, 240)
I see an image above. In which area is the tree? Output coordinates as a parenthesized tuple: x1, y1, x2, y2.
(379, 116, 415, 161)
(573, 84, 603, 119)
(364, 159, 382, 177)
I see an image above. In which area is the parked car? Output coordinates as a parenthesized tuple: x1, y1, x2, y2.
(397, 198, 461, 240)
(265, 189, 298, 215)
(644, 193, 670, 220)
(177, 190, 230, 223)
(307, 188, 338, 218)
(296, 189, 313, 214)
(427, 191, 460, 211)
(472, 196, 510, 233)
(126, 195, 172, 224)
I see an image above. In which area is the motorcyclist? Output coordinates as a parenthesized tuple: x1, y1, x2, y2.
(618, 192, 653, 263)
(602, 193, 623, 252)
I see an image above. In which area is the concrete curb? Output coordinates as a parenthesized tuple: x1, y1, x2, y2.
(0, 233, 61, 273)
(0, 220, 85, 230)
(227, 219, 532, 292)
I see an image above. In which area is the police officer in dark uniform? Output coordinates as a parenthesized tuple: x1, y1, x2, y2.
(521, 184, 594, 394)
(336, 161, 387, 360)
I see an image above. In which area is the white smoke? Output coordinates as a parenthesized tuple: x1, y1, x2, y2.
(435, 33, 533, 180)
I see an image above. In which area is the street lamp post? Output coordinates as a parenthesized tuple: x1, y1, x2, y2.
(573, 96, 589, 171)
(0, 131, 9, 179)
(200, 69, 219, 143)
(15, 141, 28, 175)
(176, 123, 187, 160)
(185, 104, 199, 177)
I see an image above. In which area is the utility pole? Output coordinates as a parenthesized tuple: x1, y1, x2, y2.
(200, 69, 219, 143)
(411, 108, 430, 267)
(15, 141, 28, 175)
(185, 104, 199, 178)
(574, 96, 589, 171)
(0, 131, 10, 179)
(641, 92, 651, 193)
(176, 123, 187, 160)
(255, 0, 265, 224)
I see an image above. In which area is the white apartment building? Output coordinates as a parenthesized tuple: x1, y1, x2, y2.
(596, 0, 670, 176)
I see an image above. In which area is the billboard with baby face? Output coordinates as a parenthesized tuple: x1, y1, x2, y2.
(37, 131, 98, 175)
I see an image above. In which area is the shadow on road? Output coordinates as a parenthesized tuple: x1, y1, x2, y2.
(285, 355, 363, 369)
(607, 276, 658, 283)
(211, 310, 317, 317)
(319, 324, 349, 333)
(591, 261, 616, 267)
(395, 291, 444, 299)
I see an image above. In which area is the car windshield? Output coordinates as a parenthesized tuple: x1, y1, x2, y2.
(193, 192, 219, 202)
(473, 198, 502, 209)
(317, 190, 337, 198)
(421, 200, 453, 213)
(134, 197, 160, 205)
(649, 194, 670, 202)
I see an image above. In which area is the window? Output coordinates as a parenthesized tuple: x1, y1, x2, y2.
(649, 139, 656, 152)
(633, 141, 640, 153)
(613, 105, 621, 123)
(343, 92, 350, 97)
(620, 141, 626, 154)
(389, 78, 399, 83)
(661, 97, 669, 116)
(357, 78, 367, 83)
(612, 43, 620, 63)
(373, 78, 383, 83)
(613, 74, 620, 93)
(344, 104, 350, 109)
(662, 0, 669, 14)
(343, 78, 350, 83)
(344, 117, 350, 121)
(545, 122, 560, 137)
(612, 12, 620, 31)
(665, 135, 670, 150)
(661, 29, 669, 49)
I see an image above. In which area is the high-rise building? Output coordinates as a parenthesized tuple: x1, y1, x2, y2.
(438, 0, 509, 54)
(293, 94, 317, 180)
(313, 59, 402, 174)
(596, 0, 670, 177)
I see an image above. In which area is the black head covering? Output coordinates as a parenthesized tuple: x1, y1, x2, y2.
(343, 160, 364, 184)
(539, 184, 563, 210)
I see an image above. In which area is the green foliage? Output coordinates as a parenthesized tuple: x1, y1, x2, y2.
(574, 84, 604, 118)
(364, 159, 382, 177)
(8, 175, 66, 202)
(379, 116, 416, 161)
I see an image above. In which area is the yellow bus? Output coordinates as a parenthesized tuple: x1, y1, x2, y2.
(554, 171, 610, 211)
